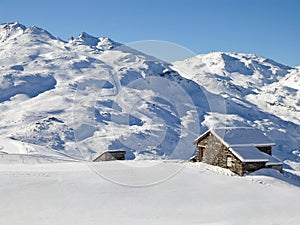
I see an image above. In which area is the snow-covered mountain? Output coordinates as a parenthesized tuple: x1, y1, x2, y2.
(173, 52, 292, 96)
(173, 53, 300, 166)
(174, 52, 300, 129)
(0, 22, 205, 161)
(0, 22, 299, 170)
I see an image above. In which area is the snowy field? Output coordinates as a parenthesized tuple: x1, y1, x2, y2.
(0, 158, 300, 225)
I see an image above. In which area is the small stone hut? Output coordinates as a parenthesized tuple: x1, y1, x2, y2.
(93, 150, 126, 162)
(191, 127, 282, 175)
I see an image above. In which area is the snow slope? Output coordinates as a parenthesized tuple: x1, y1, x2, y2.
(247, 67, 300, 125)
(0, 22, 299, 170)
(0, 160, 299, 225)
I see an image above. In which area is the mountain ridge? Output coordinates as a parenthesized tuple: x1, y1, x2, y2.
(0, 22, 299, 171)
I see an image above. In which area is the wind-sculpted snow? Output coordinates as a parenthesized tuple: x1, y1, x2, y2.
(0, 73, 57, 102)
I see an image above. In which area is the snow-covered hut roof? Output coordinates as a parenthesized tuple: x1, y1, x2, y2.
(265, 155, 283, 166)
(194, 127, 275, 147)
(229, 146, 269, 162)
(229, 146, 283, 164)
(213, 127, 275, 147)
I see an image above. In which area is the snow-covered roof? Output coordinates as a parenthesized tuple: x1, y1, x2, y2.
(194, 127, 275, 147)
(229, 146, 269, 162)
(229, 146, 282, 164)
(265, 155, 283, 166)
(212, 127, 275, 147)
(194, 127, 280, 164)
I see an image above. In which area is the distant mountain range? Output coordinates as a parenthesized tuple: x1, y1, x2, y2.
(0, 22, 299, 170)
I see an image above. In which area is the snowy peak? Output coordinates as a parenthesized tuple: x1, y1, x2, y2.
(0, 22, 26, 31)
(76, 32, 99, 46)
(70, 32, 121, 50)
(173, 52, 294, 97)
(98, 36, 121, 50)
(221, 52, 292, 77)
(24, 25, 56, 40)
(187, 52, 292, 78)
(0, 22, 56, 42)
(0, 22, 26, 41)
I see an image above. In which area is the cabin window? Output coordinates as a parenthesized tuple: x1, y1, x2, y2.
(226, 156, 232, 167)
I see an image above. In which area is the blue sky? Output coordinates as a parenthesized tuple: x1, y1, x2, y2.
(1, 0, 299, 66)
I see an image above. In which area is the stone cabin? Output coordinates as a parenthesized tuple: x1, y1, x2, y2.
(93, 150, 126, 162)
(191, 127, 283, 176)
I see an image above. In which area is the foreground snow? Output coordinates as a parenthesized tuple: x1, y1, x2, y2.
(0, 159, 299, 225)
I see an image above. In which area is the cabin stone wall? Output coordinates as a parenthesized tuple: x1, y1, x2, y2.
(197, 133, 222, 164)
(243, 162, 266, 174)
(222, 148, 243, 176)
(196, 134, 244, 175)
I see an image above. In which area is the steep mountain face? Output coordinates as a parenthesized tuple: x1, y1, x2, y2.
(0, 22, 299, 168)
